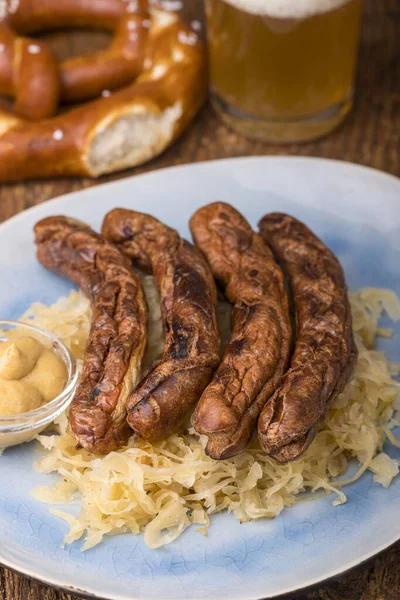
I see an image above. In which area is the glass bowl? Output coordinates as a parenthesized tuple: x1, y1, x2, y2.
(0, 320, 78, 449)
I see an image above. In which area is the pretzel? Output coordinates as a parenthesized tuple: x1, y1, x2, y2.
(1, 0, 150, 106)
(0, 23, 60, 120)
(0, 0, 207, 182)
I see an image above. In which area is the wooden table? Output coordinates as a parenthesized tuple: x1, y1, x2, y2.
(0, 0, 399, 599)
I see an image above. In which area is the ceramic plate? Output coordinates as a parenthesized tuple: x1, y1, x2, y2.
(0, 157, 399, 600)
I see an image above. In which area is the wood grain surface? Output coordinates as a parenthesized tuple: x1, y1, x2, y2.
(0, 0, 399, 599)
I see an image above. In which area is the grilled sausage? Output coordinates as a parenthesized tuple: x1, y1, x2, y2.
(258, 213, 358, 463)
(34, 216, 147, 454)
(189, 202, 292, 459)
(102, 208, 220, 441)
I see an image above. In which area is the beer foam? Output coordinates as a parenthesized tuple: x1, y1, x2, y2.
(221, 0, 351, 19)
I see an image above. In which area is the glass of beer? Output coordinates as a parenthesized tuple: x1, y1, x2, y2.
(205, 0, 362, 143)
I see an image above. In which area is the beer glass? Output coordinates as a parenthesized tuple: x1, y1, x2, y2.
(206, 0, 362, 143)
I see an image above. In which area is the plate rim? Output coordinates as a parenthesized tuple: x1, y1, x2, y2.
(0, 155, 399, 600)
(1, 538, 399, 600)
(0, 155, 399, 237)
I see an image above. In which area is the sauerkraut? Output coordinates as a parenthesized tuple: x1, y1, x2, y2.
(23, 277, 400, 550)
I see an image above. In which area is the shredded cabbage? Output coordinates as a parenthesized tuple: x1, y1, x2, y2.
(25, 279, 400, 550)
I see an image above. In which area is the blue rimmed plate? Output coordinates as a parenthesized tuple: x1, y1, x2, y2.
(0, 157, 399, 600)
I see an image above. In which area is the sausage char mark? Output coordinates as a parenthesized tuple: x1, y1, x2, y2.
(34, 216, 147, 454)
(258, 213, 358, 463)
(189, 202, 292, 459)
(102, 208, 220, 441)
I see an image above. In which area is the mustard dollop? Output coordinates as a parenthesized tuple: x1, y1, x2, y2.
(0, 336, 67, 416)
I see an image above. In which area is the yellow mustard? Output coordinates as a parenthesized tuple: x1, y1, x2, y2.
(0, 336, 67, 416)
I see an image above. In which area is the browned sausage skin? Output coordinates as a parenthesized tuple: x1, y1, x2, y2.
(34, 216, 148, 454)
(102, 208, 220, 442)
(189, 202, 292, 460)
(258, 213, 358, 463)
